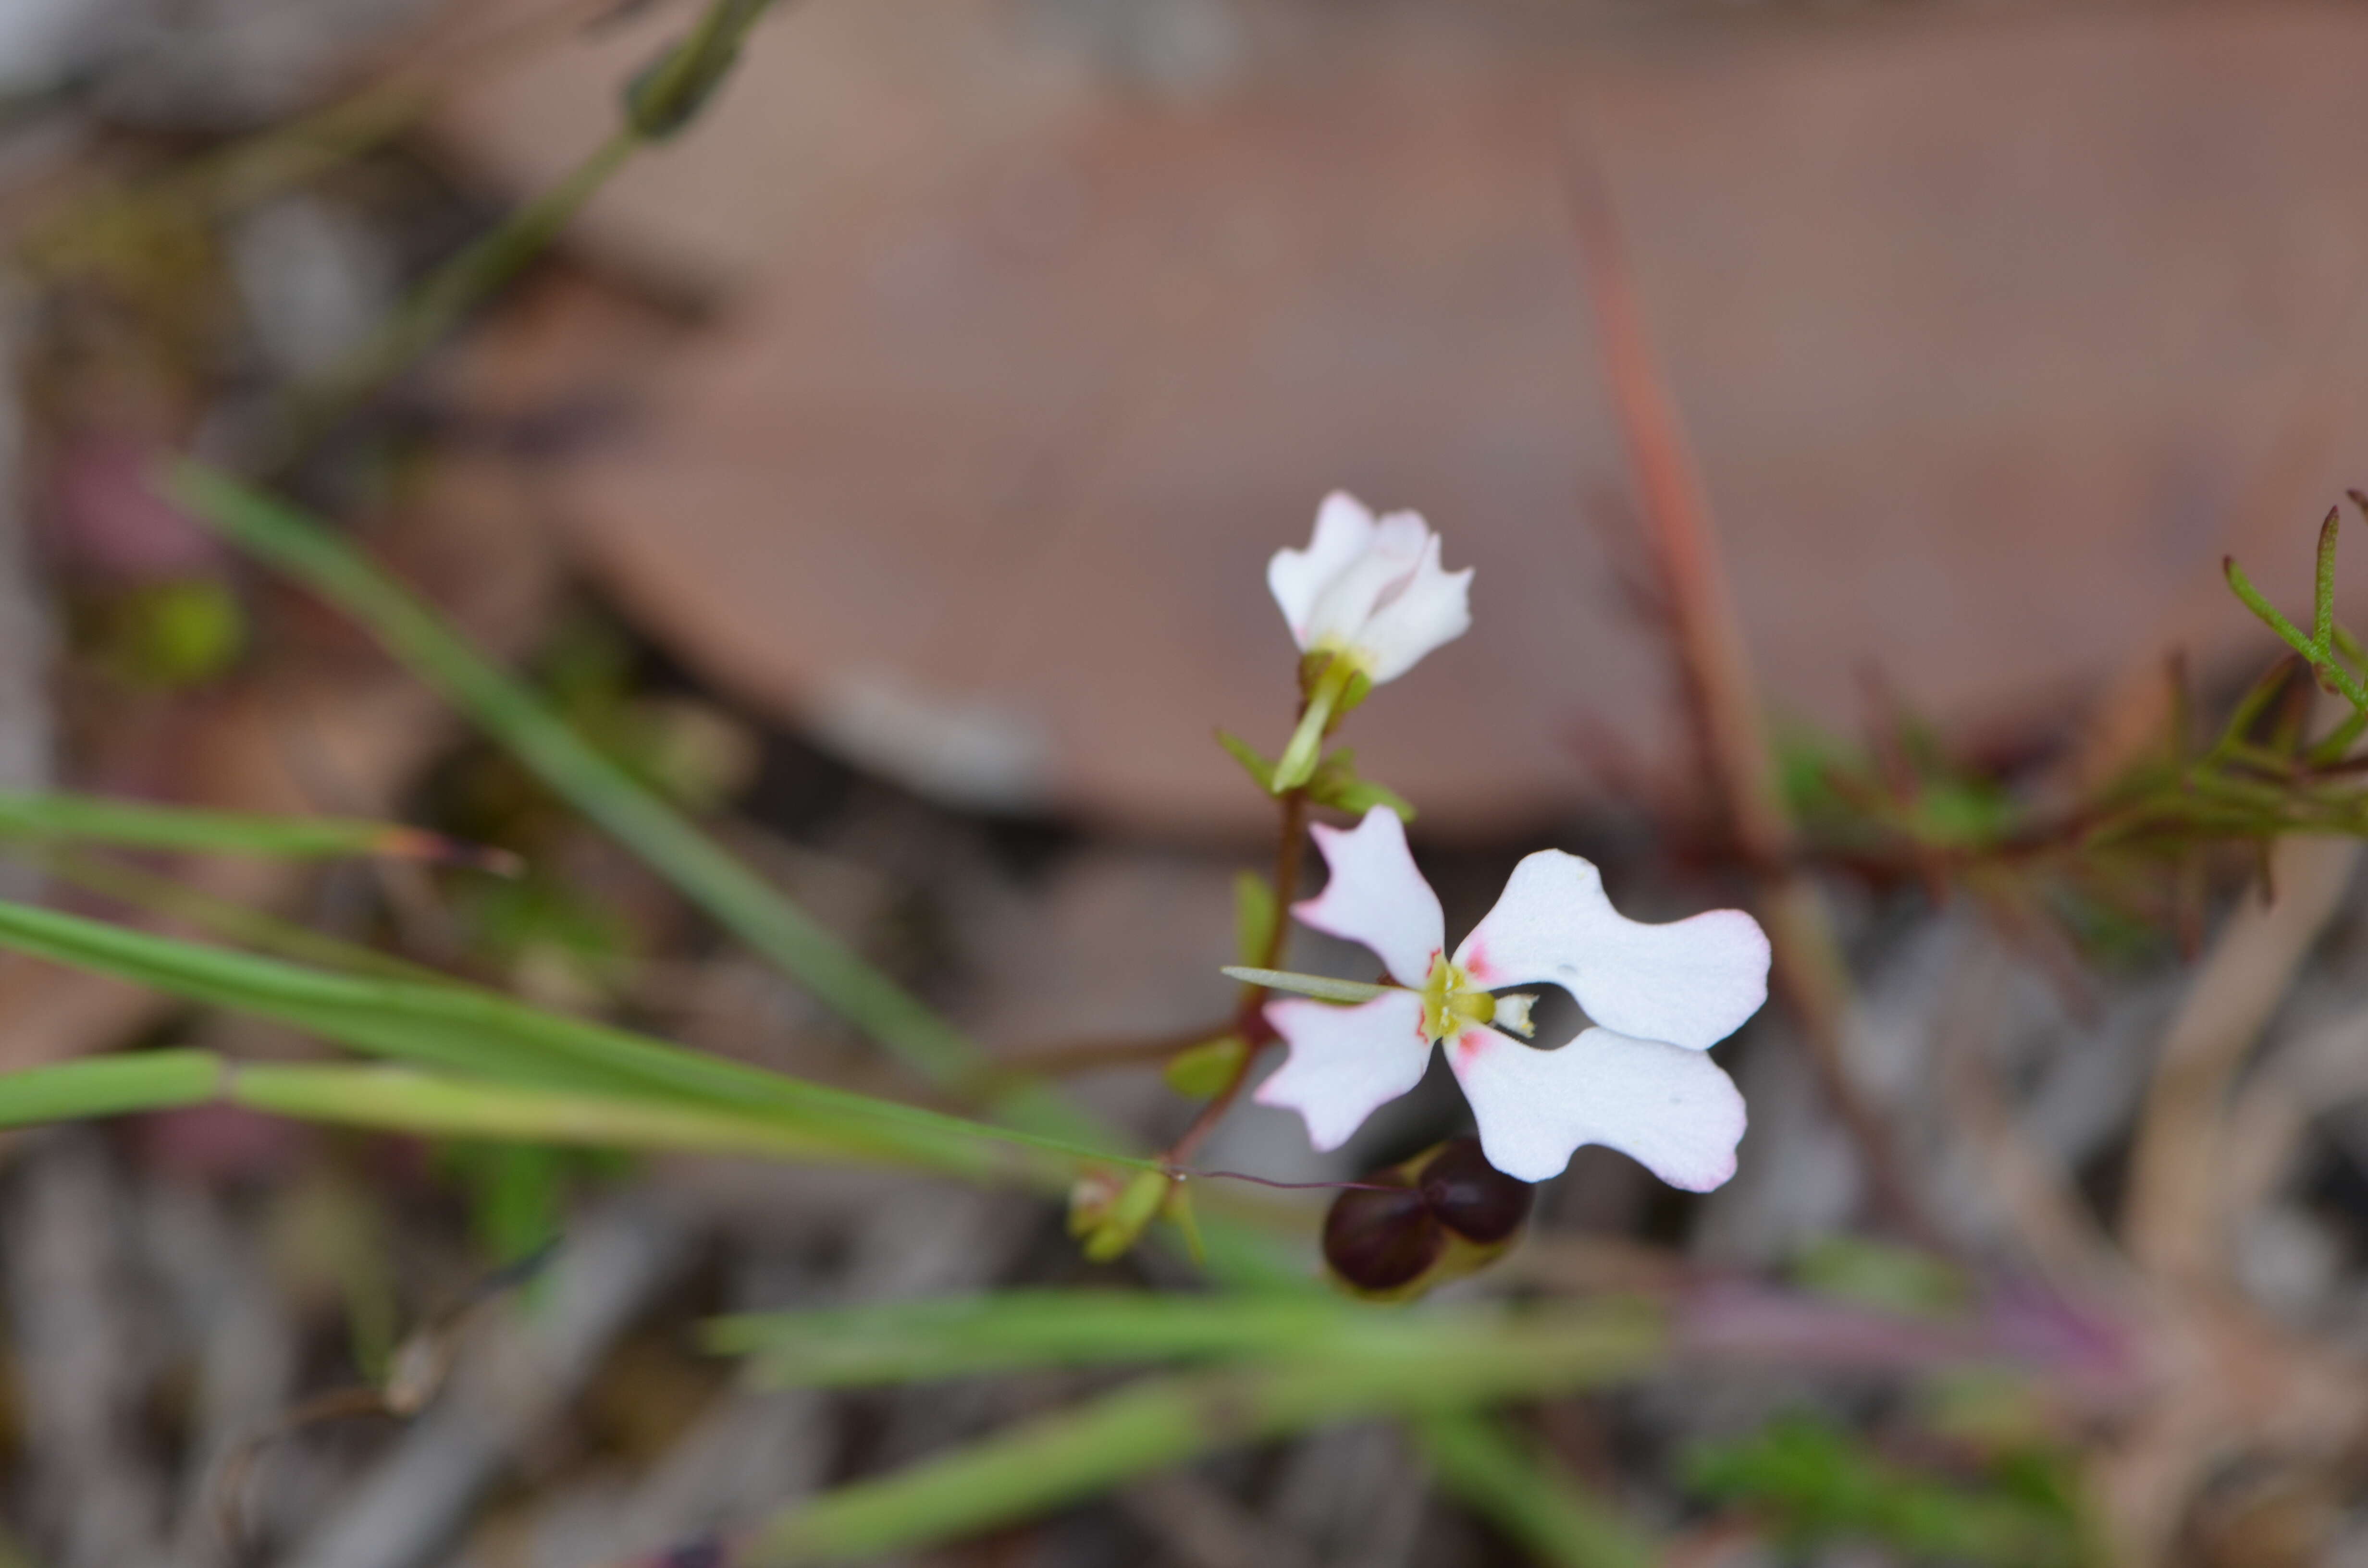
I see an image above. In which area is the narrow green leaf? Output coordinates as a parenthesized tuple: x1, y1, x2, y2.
(748, 1312, 1663, 1564)
(1415, 1411, 1657, 1568)
(0, 1050, 220, 1128)
(1308, 749, 1416, 822)
(1162, 1035, 1248, 1100)
(0, 897, 1147, 1188)
(2226, 555, 2368, 711)
(0, 793, 514, 870)
(167, 465, 1098, 1144)
(1220, 966, 1393, 1004)
(2315, 506, 2341, 652)
(707, 1290, 1540, 1386)
(228, 1064, 998, 1176)
(30, 845, 445, 982)
(1215, 730, 1277, 793)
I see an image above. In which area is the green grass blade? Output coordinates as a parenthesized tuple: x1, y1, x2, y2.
(0, 897, 1147, 1188)
(167, 464, 1097, 1143)
(1414, 1410, 1657, 1568)
(749, 1312, 1664, 1564)
(28, 845, 447, 983)
(227, 1064, 1003, 1176)
(0, 792, 512, 869)
(706, 1290, 1462, 1386)
(0, 1050, 221, 1127)
(0, 1050, 1015, 1180)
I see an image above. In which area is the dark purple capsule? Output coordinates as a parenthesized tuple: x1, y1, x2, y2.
(1322, 1181, 1444, 1291)
(1418, 1137, 1533, 1244)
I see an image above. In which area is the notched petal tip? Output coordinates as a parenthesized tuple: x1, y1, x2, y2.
(1453, 851, 1771, 1052)
(1291, 807, 1446, 990)
(1451, 1027, 1747, 1189)
(1255, 990, 1434, 1153)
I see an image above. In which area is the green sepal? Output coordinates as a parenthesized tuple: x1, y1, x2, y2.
(1162, 1181, 1208, 1267)
(1306, 748, 1415, 822)
(1071, 1167, 1171, 1262)
(1162, 1035, 1249, 1100)
(1215, 730, 1277, 792)
(1233, 871, 1278, 967)
(1296, 650, 1373, 716)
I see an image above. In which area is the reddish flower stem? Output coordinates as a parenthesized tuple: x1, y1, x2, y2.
(1165, 786, 1308, 1167)
(1564, 139, 1943, 1249)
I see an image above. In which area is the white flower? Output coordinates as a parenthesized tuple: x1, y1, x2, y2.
(1251, 807, 1769, 1188)
(1267, 492, 1472, 686)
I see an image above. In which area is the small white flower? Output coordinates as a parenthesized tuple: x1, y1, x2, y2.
(1252, 807, 1769, 1188)
(1267, 492, 1473, 686)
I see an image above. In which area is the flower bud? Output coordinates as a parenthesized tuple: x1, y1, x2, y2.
(1418, 1136, 1534, 1244)
(1321, 1180, 1443, 1292)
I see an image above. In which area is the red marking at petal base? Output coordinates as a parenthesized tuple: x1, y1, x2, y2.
(1455, 1030, 1490, 1063)
(1461, 944, 1490, 981)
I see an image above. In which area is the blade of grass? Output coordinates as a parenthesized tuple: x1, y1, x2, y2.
(706, 1290, 1535, 1386)
(1414, 1410, 1657, 1568)
(0, 1050, 1026, 1179)
(0, 1050, 221, 1127)
(0, 792, 515, 870)
(167, 463, 1103, 1146)
(24, 844, 450, 983)
(747, 1311, 1663, 1565)
(0, 897, 1151, 1188)
(226, 1064, 1015, 1177)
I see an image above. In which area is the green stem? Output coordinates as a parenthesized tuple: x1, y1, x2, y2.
(0, 791, 511, 870)
(1272, 662, 1352, 793)
(264, 126, 641, 466)
(2225, 555, 2368, 711)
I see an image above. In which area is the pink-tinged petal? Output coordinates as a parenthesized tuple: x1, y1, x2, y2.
(1267, 492, 1378, 650)
(1449, 1027, 1746, 1188)
(1255, 991, 1434, 1152)
(1453, 851, 1768, 1050)
(1294, 805, 1445, 988)
(1353, 530, 1473, 684)
(1298, 510, 1431, 654)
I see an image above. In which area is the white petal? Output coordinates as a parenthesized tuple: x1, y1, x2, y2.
(1298, 510, 1431, 655)
(1453, 851, 1768, 1050)
(1254, 990, 1434, 1151)
(1267, 492, 1378, 650)
(1293, 805, 1445, 988)
(1352, 529, 1473, 685)
(1448, 1026, 1746, 1188)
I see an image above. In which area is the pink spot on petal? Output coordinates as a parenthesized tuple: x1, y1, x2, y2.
(1461, 944, 1490, 981)
(1455, 1030, 1491, 1064)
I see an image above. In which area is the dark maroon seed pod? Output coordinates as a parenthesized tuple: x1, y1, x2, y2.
(1418, 1137, 1534, 1244)
(1322, 1181, 1444, 1291)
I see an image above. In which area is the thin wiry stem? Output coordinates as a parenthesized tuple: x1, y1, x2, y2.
(1165, 789, 1307, 1167)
